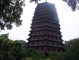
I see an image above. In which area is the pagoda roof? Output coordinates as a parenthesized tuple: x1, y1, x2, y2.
(35, 2, 58, 21)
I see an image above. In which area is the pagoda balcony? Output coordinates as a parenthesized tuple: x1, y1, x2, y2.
(31, 20, 56, 24)
(28, 39, 63, 42)
(32, 24, 60, 28)
(32, 19, 59, 25)
(28, 44, 64, 48)
(33, 15, 59, 21)
(30, 25, 60, 29)
(31, 22, 60, 27)
(33, 29, 59, 31)
(29, 34, 62, 38)
(29, 29, 61, 33)
(35, 8, 57, 15)
(34, 12, 56, 17)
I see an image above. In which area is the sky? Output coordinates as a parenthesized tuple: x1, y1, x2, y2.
(0, 0, 79, 42)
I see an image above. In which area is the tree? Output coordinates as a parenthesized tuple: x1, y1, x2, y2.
(0, 34, 13, 60)
(9, 40, 27, 59)
(0, 33, 9, 38)
(64, 38, 79, 60)
(30, 0, 41, 3)
(0, 0, 25, 30)
(30, 0, 79, 11)
(24, 57, 33, 60)
(26, 48, 44, 58)
(63, 0, 79, 11)
(0, 34, 27, 60)
(19, 40, 27, 48)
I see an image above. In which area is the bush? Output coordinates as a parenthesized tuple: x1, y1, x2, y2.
(24, 57, 33, 60)
(45, 58, 52, 60)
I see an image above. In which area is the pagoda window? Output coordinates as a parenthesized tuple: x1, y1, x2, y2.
(36, 16, 38, 18)
(34, 32, 36, 34)
(34, 37, 35, 39)
(46, 27, 47, 29)
(58, 50, 60, 53)
(47, 42, 49, 44)
(43, 42, 44, 44)
(35, 17, 37, 19)
(49, 28, 51, 30)
(57, 43, 58, 46)
(37, 42, 39, 44)
(48, 36, 49, 39)
(50, 24, 52, 26)
(38, 28, 39, 30)
(48, 48, 50, 51)
(45, 31, 46, 34)
(37, 28, 39, 30)
(47, 31, 48, 33)
(41, 48, 43, 51)
(40, 19, 42, 21)
(38, 37, 40, 39)
(52, 38, 54, 40)
(49, 32, 50, 34)
(43, 31, 45, 33)
(56, 38, 57, 40)
(40, 28, 41, 30)
(57, 34, 59, 36)
(54, 33, 56, 35)
(39, 32, 40, 34)
(41, 28, 43, 30)
(52, 42, 54, 45)
(55, 34, 57, 36)
(40, 23, 41, 25)
(53, 49, 55, 52)
(36, 48, 38, 50)
(50, 37, 52, 40)
(42, 36, 44, 38)
(32, 42, 34, 45)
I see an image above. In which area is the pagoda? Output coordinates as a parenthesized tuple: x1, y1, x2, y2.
(27, 2, 64, 53)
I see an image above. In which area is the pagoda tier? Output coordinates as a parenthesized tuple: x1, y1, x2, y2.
(27, 2, 64, 53)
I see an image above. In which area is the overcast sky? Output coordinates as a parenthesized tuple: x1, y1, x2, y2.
(0, 0, 79, 42)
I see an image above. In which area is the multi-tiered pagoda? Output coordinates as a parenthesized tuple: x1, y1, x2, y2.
(27, 2, 64, 53)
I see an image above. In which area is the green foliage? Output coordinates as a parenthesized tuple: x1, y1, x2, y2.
(24, 57, 33, 60)
(0, 34, 27, 60)
(30, 0, 41, 3)
(0, 34, 44, 60)
(26, 48, 44, 58)
(0, 33, 9, 38)
(23, 57, 43, 60)
(45, 58, 52, 60)
(19, 40, 27, 48)
(0, 34, 79, 60)
(63, 0, 79, 11)
(30, 0, 79, 11)
(64, 38, 79, 60)
(38, 58, 43, 60)
(9, 40, 22, 58)
(47, 53, 62, 60)
(46, 38, 79, 60)
(0, 0, 25, 30)
(0, 34, 12, 60)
